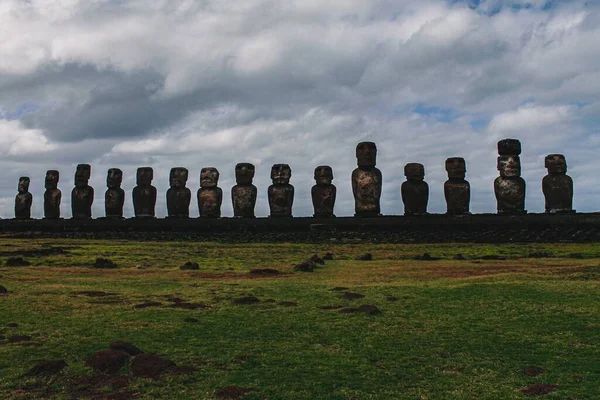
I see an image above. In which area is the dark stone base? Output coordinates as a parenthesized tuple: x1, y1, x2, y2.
(498, 210, 527, 216)
(314, 213, 335, 218)
(354, 212, 382, 218)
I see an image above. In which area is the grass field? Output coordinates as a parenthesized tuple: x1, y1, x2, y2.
(0, 238, 599, 399)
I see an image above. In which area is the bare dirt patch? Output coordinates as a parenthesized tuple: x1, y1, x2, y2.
(215, 385, 259, 399)
(233, 296, 261, 305)
(25, 360, 67, 377)
(129, 354, 177, 379)
(339, 305, 381, 315)
(85, 349, 130, 375)
(134, 302, 162, 309)
(520, 383, 558, 397)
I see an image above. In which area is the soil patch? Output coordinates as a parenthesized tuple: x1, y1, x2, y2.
(129, 354, 177, 379)
(8, 335, 32, 343)
(233, 296, 260, 305)
(342, 292, 364, 300)
(309, 254, 325, 265)
(520, 383, 558, 397)
(6, 257, 30, 267)
(180, 262, 200, 270)
(339, 305, 381, 315)
(110, 341, 143, 356)
(522, 366, 546, 377)
(169, 302, 208, 310)
(85, 350, 130, 375)
(249, 268, 280, 275)
(25, 360, 67, 377)
(134, 302, 162, 309)
(293, 261, 314, 272)
(93, 258, 118, 269)
(215, 385, 259, 399)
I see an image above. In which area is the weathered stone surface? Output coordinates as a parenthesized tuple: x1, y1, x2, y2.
(352, 142, 382, 217)
(312, 166, 336, 218)
(166, 167, 191, 218)
(401, 163, 428, 216)
(71, 164, 94, 219)
(44, 170, 62, 219)
(542, 154, 574, 214)
(132, 167, 157, 218)
(105, 168, 125, 219)
(232, 163, 257, 218)
(268, 164, 294, 218)
(444, 157, 470, 215)
(15, 177, 32, 220)
(198, 167, 222, 218)
(495, 139, 526, 215)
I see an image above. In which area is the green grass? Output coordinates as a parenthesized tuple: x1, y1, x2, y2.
(0, 238, 599, 399)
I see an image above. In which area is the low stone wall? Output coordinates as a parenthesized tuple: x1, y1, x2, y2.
(1, 213, 599, 243)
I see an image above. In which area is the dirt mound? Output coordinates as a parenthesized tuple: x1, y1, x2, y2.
(169, 302, 208, 310)
(134, 302, 162, 309)
(339, 305, 381, 315)
(520, 383, 558, 397)
(522, 366, 545, 377)
(342, 292, 364, 300)
(85, 349, 130, 375)
(8, 335, 32, 343)
(110, 341, 143, 356)
(215, 386, 259, 399)
(249, 268, 280, 275)
(25, 360, 67, 376)
(355, 253, 373, 261)
(0, 285, 7, 295)
(233, 296, 260, 305)
(6, 257, 30, 266)
(293, 261, 314, 272)
(129, 353, 177, 379)
(93, 258, 118, 268)
(180, 262, 200, 270)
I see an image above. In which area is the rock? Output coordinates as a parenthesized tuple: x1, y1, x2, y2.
(129, 353, 176, 379)
(322, 252, 334, 260)
(85, 349, 130, 375)
(92, 258, 118, 269)
(180, 262, 199, 270)
(0, 285, 7, 295)
(355, 253, 372, 261)
(232, 296, 260, 305)
(215, 385, 259, 399)
(25, 360, 67, 376)
(309, 254, 325, 265)
(110, 341, 143, 356)
(293, 261, 314, 272)
(6, 257, 30, 267)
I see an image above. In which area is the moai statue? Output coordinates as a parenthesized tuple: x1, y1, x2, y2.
(15, 177, 32, 219)
(494, 139, 526, 215)
(268, 164, 294, 217)
(166, 167, 191, 218)
(198, 167, 222, 218)
(44, 170, 62, 219)
(132, 167, 157, 218)
(351, 142, 382, 217)
(71, 164, 94, 219)
(312, 165, 336, 218)
(401, 163, 429, 216)
(444, 157, 470, 215)
(231, 163, 257, 218)
(105, 168, 125, 219)
(542, 154, 574, 214)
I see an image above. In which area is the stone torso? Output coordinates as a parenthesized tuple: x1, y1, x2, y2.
(105, 188, 125, 218)
(494, 177, 526, 214)
(542, 175, 573, 213)
(352, 168, 382, 215)
(167, 187, 191, 218)
(312, 184, 336, 217)
(401, 181, 429, 215)
(71, 186, 94, 219)
(198, 187, 223, 218)
(132, 186, 157, 218)
(268, 184, 294, 217)
(44, 189, 62, 219)
(15, 193, 32, 219)
(232, 185, 257, 217)
(444, 180, 470, 215)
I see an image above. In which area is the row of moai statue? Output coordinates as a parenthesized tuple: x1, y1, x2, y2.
(13, 139, 574, 219)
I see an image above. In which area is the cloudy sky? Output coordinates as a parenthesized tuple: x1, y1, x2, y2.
(0, 0, 598, 218)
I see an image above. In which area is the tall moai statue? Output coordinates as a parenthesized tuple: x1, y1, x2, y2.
(132, 167, 157, 219)
(44, 170, 62, 219)
(166, 167, 191, 218)
(105, 168, 125, 219)
(71, 164, 94, 219)
(231, 163, 257, 218)
(401, 163, 429, 216)
(15, 177, 32, 219)
(494, 139, 526, 215)
(542, 154, 574, 214)
(268, 164, 294, 218)
(312, 166, 336, 218)
(198, 167, 222, 218)
(444, 157, 470, 215)
(352, 142, 382, 217)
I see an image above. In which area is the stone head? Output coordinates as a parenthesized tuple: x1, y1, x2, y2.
(74, 164, 91, 188)
(497, 155, 521, 177)
(235, 163, 255, 185)
(136, 167, 154, 186)
(404, 163, 425, 181)
(356, 142, 377, 168)
(169, 167, 188, 188)
(18, 177, 30, 193)
(314, 165, 333, 185)
(497, 138, 522, 156)
(106, 168, 123, 189)
(271, 164, 291, 185)
(200, 167, 220, 188)
(545, 154, 567, 174)
(445, 157, 466, 179)
(45, 170, 59, 190)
